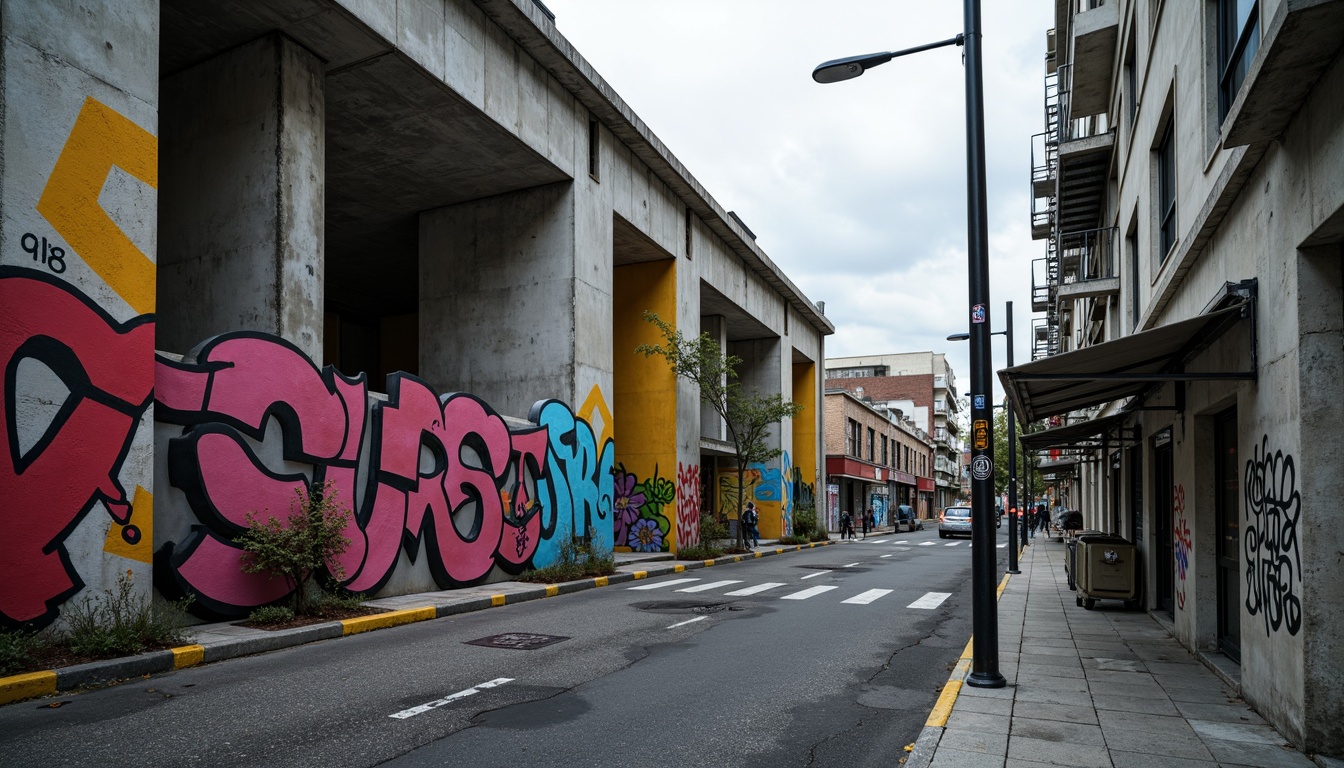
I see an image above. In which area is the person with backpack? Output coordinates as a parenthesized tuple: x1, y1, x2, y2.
(840, 510, 853, 540)
(742, 501, 760, 547)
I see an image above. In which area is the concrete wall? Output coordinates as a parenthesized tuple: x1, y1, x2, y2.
(1, 0, 160, 630)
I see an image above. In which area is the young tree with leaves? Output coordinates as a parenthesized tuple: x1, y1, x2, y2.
(636, 311, 803, 549)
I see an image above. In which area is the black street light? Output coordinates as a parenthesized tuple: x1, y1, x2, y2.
(949, 301, 1019, 576)
(816, 1, 1004, 689)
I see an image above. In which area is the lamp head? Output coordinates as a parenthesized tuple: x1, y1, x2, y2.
(812, 51, 894, 84)
(947, 333, 971, 342)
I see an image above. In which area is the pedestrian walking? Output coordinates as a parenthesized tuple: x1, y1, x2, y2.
(861, 506, 873, 538)
(840, 510, 853, 539)
(742, 501, 760, 547)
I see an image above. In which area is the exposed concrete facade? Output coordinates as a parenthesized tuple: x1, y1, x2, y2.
(1021, 0, 1344, 754)
(1, 0, 831, 630)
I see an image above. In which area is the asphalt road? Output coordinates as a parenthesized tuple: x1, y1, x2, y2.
(0, 526, 1010, 768)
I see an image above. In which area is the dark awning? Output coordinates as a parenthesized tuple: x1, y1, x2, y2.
(1019, 414, 1133, 451)
(1000, 286, 1255, 423)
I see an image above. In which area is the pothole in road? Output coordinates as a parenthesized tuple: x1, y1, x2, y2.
(631, 600, 738, 614)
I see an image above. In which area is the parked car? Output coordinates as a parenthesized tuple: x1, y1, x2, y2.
(895, 503, 923, 532)
(938, 506, 973, 538)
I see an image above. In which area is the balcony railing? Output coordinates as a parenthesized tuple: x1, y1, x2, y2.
(1059, 226, 1117, 283)
(1032, 257, 1054, 312)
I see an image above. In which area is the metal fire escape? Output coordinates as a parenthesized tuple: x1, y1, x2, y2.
(1030, 57, 1062, 360)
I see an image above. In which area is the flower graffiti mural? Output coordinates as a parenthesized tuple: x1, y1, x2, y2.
(612, 464, 675, 552)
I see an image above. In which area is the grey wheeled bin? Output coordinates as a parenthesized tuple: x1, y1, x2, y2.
(1074, 534, 1139, 610)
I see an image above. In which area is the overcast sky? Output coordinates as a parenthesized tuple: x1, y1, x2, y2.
(543, 1, 1053, 400)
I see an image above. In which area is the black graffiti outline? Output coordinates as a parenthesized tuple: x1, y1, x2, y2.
(1243, 434, 1302, 636)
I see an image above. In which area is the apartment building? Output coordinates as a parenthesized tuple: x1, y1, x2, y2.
(1006, 0, 1344, 753)
(825, 353, 962, 512)
(822, 389, 935, 529)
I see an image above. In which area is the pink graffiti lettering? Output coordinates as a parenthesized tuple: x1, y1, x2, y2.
(0, 270, 153, 628)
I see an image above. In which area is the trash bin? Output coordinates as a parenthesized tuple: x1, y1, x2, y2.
(1064, 529, 1103, 591)
(1075, 534, 1139, 610)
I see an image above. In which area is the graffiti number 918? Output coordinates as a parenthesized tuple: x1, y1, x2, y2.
(21, 232, 67, 274)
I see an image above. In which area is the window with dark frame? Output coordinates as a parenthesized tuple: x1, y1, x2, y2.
(587, 117, 600, 181)
(1157, 118, 1177, 262)
(867, 427, 875, 462)
(1127, 227, 1140, 328)
(1218, 0, 1260, 122)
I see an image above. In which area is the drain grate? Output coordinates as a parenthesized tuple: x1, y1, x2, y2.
(465, 632, 570, 650)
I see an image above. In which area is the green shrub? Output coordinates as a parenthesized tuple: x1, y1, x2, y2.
(517, 536, 615, 583)
(310, 592, 366, 617)
(777, 534, 809, 545)
(809, 526, 831, 543)
(675, 542, 724, 560)
(0, 630, 41, 677)
(792, 506, 818, 538)
(698, 513, 729, 545)
(63, 572, 193, 658)
(237, 480, 352, 615)
(246, 605, 296, 625)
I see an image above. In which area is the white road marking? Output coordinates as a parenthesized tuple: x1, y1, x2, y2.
(908, 592, 952, 610)
(800, 570, 830, 580)
(676, 580, 741, 593)
(869, 539, 890, 544)
(628, 578, 700, 590)
(919, 542, 935, 546)
(724, 582, 786, 596)
(666, 616, 709, 629)
(842, 562, 860, 568)
(389, 678, 513, 719)
(997, 544, 1007, 548)
(843, 589, 893, 605)
(782, 585, 839, 600)
(945, 542, 961, 546)
(880, 554, 894, 558)
(895, 547, 912, 551)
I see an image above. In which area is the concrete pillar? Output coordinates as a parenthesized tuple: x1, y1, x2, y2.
(158, 34, 325, 360)
(1296, 245, 1344, 754)
(419, 182, 578, 419)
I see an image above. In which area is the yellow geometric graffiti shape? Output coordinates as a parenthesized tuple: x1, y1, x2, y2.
(36, 97, 158, 314)
(103, 485, 154, 564)
(578, 384, 615, 448)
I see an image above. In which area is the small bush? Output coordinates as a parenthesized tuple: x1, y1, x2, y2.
(777, 534, 809, 545)
(0, 630, 41, 677)
(63, 572, 193, 658)
(246, 605, 296, 626)
(809, 527, 831, 543)
(698, 513, 729, 545)
(676, 542, 724, 560)
(517, 536, 615, 583)
(237, 480, 352, 615)
(792, 506, 817, 538)
(310, 592, 366, 617)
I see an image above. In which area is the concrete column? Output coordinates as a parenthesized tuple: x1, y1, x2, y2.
(158, 34, 325, 359)
(700, 315, 727, 440)
(419, 182, 578, 419)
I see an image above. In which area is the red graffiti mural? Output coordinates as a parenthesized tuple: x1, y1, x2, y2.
(676, 462, 701, 549)
(0, 270, 154, 629)
(155, 332, 607, 618)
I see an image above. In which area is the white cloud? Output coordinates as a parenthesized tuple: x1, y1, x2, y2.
(543, 0, 1053, 398)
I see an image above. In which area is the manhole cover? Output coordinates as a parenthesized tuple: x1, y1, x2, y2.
(465, 633, 569, 650)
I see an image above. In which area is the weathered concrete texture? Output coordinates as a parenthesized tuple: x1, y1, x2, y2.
(158, 33, 325, 360)
(419, 182, 578, 418)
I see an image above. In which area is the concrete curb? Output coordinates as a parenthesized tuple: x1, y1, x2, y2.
(905, 571, 1013, 767)
(0, 540, 835, 706)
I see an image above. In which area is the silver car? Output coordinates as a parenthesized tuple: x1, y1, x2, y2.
(939, 506, 973, 539)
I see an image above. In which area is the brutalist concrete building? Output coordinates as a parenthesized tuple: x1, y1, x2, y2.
(1006, 0, 1344, 754)
(1, 0, 831, 628)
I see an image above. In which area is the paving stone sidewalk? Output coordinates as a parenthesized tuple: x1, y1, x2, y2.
(916, 540, 1337, 768)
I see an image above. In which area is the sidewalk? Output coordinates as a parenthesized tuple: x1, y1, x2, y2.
(0, 536, 837, 706)
(910, 540, 1337, 768)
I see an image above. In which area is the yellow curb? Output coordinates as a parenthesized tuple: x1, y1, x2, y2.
(776, 548, 784, 554)
(545, 585, 559, 597)
(171, 644, 205, 669)
(632, 571, 647, 580)
(704, 559, 715, 567)
(0, 671, 57, 706)
(754, 552, 762, 558)
(997, 573, 1010, 598)
(491, 594, 507, 606)
(926, 679, 962, 727)
(673, 564, 685, 573)
(960, 637, 975, 660)
(592, 576, 608, 587)
(341, 606, 435, 635)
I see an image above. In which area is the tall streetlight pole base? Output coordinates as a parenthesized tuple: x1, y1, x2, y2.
(966, 671, 1007, 689)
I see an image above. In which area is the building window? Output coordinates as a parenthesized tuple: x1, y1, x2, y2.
(847, 419, 861, 457)
(1218, 0, 1259, 122)
(1127, 224, 1141, 328)
(1123, 28, 1137, 133)
(588, 117, 601, 181)
(881, 436, 888, 466)
(867, 428, 876, 461)
(1156, 118, 1177, 262)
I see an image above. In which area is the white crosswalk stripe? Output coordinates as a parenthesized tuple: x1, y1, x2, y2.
(843, 589, 893, 605)
(919, 542, 935, 546)
(781, 585, 838, 600)
(724, 582, 786, 596)
(628, 578, 699, 590)
(945, 542, 961, 546)
(676, 580, 742, 593)
(880, 554, 894, 558)
(800, 570, 830, 580)
(908, 592, 952, 609)
(868, 539, 890, 544)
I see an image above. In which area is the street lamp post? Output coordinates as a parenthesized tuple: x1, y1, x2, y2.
(816, 0, 1004, 689)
